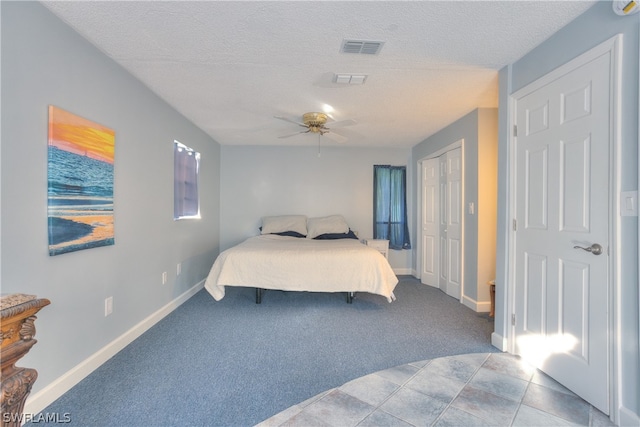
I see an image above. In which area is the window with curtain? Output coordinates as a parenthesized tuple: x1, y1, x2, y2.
(374, 165, 411, 250)
(174, 140, 201, 220)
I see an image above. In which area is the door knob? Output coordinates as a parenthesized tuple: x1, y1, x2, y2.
(573, 243, 603, 255)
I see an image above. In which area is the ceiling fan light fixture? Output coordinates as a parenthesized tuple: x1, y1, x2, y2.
(275, 112, 354, 142)
(302, 112, 328, 126)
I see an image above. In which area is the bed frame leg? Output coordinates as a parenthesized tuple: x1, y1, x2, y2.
(346, 292, 354, 304)
(256, 288, 263, 304)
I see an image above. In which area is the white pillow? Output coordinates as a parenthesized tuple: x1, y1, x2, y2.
(306, 215, 349, 239)
(261, 215, 308, 236)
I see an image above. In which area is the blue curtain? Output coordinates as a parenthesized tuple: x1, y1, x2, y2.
(374, 165, 411, 250)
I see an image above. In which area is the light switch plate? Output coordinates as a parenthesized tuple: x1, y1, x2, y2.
(105, 297, 113, 316)
(621, 191, 638, 216)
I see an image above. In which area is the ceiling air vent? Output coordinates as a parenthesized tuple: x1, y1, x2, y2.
(334, 74, 368, 85)
(341, 39, 384, 55)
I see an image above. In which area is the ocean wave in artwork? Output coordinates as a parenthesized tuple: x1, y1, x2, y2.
(47, 145, 114, 255)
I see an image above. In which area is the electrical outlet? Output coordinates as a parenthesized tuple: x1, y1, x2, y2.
(162, 272, 167, 284)
(177, 263, 181, 276)
(105, 297, 113, 316)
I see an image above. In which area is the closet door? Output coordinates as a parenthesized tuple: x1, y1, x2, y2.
(420, 146, 462, 301)
(444, 148, 462, 299)
(438, 155, 448, 292)
(420, 158, 439, 286)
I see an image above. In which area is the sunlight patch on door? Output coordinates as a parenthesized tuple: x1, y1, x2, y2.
(517, 333, 578, 368)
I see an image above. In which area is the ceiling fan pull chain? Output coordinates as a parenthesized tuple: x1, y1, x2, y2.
(317, 134, 321, 157)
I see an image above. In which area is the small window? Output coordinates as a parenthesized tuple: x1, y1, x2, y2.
(373, 165, 411, 249)
(174, 140, 200, 220)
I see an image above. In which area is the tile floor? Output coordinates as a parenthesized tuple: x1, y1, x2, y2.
(257, 353, 614, 427)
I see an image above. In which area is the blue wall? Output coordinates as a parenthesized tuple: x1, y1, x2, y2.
(1, 1, 221, 404)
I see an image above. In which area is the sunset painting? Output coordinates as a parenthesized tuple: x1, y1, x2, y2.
(48, 106, 115, 256)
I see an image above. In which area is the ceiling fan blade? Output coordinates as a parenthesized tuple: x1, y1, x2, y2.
(323, 131, 348, 144)
(274, 116, 307, 127)
(327, 119, 357, 128)
(278, 130, 309, 139)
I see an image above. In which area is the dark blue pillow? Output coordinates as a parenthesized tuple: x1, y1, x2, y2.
(259, 227, 306, 238)
(313, 229, 358, 240)
(274, 230, 307, 238)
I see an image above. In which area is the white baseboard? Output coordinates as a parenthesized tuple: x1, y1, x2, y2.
(24, 280, 205, 416)
(491, 332, 508, 351)
(618, 405, 640, 427)
(393, 268, 413, 275)
(462, 294, 491, 313)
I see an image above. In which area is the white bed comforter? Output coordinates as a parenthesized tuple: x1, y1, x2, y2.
(204, 235, 398, 302)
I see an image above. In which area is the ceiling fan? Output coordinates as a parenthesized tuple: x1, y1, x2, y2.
(275, 112, 356, 143)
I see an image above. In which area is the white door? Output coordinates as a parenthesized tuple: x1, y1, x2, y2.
(436, 148, 462, 298)
(513, 50, 611, 414)
(444, 148, 462, 299)
(439, 155, 448, 292)
(421, 158, 439, 286)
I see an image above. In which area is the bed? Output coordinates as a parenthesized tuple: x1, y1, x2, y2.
(203, 215, 398, 303)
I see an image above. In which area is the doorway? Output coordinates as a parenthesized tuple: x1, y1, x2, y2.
(509, 35, 621, 415)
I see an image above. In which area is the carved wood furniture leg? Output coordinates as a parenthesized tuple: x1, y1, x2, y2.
(1, 367, 37, 426)
(1, 295, 50, 427)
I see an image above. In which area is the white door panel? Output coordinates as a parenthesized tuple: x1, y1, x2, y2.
(524, 145, 548, 229)
(445, 148, 462, 298)
(439, 155, 448, 292)
(421, 159, 439, 286)
(561, 136, 591, 232)
(523, 252, 546, 335)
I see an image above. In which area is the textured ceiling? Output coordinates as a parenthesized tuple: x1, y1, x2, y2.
(42, 1, 597, 148)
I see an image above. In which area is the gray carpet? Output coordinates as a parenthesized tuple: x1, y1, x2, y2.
(34, 276, 497, 426)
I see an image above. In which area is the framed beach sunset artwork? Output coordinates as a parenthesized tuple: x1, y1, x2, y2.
(47, 106, 115, 256)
